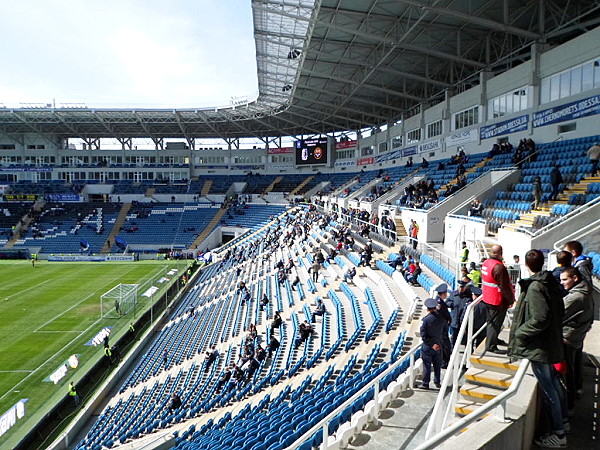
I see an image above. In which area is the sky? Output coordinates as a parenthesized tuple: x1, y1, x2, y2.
(0, 0, 258, 109)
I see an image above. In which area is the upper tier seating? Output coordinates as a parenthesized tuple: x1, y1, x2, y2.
(114, 203, 221, 249)
(220, 205, 288, 231)
(481, 135, 600, 232)
(17, 202, 120, 253)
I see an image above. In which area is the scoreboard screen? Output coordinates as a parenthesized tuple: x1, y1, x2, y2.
(295, 137, 328, 165)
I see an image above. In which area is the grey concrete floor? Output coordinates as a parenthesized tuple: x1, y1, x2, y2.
(347, 388, 440, 450)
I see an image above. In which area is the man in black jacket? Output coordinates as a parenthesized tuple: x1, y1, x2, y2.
(550, 165, 563, 201)
(419, 298, 445, 389)
(508, 249, 567, 448)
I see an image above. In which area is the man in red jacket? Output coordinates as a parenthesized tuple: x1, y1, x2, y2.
(481, 244, 515, 354)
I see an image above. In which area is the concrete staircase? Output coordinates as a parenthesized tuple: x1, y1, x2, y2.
(201, 180, 213, 196)
(455, 352, 519, 416)
(101, 202, 132, 253)
(394, 217, 408, 237)
(5, 200, 45, 248)
(145, 187, 155, 197)
(262, 176, 283, 196)
(287, 175, 313, 197)
(5, 214, 33, 248)
(512, 175, 600, 228)
(436, 158, 491, 197)
(190, 208, 227, 250)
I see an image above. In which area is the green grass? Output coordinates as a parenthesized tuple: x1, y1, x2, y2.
(0, 259, 188, 447)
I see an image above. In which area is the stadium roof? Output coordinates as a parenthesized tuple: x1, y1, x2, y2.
(0, 0, 599, 142)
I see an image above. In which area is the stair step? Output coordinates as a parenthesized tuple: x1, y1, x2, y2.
(470, 352, 519, 375)
(460, 383, 504, 403)
(464, 368, 513, 389)
(455, 400, 484, 417)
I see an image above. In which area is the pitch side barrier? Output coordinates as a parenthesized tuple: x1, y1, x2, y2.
(47, 254, 136, 262)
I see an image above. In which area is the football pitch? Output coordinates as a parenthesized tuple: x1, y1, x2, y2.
(0, 259, 189, 446)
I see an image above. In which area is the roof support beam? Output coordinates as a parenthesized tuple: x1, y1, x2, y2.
(398, 0, 540, 39)
(282, 106, 351, 132)
(312, 36, 486, 68)
(303, 53, 452, 88)
(133, 112, 161, 146)
(301, 71, 424, 102)
(92, 111, 121, 138)
(293, 82, 407, 114)
(174, 111, 195, 149)
(292, 82, 401, 113)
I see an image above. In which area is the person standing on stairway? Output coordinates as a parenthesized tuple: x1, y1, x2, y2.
(587, 141, 600, 177)
(434, 283, 452, 367)
(481, 244, 515, 354)
(508, 249, 568, 448)
(550, 165, 563, 201)
(419, 298, 445, 390)
(532, 176, 542, 210)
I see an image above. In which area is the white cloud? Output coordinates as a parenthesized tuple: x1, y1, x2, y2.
(0, 0, 257, 108)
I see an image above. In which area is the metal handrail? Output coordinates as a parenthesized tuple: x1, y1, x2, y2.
(423, 293, 530, 448)
(336, 211, 397, 243)
(429, 167, 513, 209)
(503, 195, 600, 237)
(288, 343, 422, 450)
(416, 358, 530, 450)
(424, 294, 485, 439)
(447, 213, 486, 224)
(551, 216, 600, 253)
(414, 239, 460, 283)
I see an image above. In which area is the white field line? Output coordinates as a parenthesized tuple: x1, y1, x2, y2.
(34, 331, 83, 333)
(3, 278, 53, 301)
(0, 263, 178, 404)
(0, 370, 35, 373)
(33, 290, 100, 333)
(0, 316, 105, 404)
(32, 263, 156, 333)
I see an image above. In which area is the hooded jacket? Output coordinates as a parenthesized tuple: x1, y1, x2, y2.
(574, 255, 593, 285)
(508, 271, 564, 364)
(563, 279, 593, 349)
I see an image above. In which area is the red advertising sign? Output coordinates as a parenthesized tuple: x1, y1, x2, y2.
(335, 140, 357, 150)
(267, 147, 294, 155)
(357, 157, 374, 165)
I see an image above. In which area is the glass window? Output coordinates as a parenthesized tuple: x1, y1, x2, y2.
(541, 57, 600, 104)
(522, 88, 529, 110)
(427, 120, 443, 138)
(550, 75, 560, 101)
(570, 66, 582, 95)
(581, 64, 594, 92)
(560, 72, 570, 98)
(406, 128, 421, 144)
(499, 95, 507, 116)
(492, 97, 500, 118)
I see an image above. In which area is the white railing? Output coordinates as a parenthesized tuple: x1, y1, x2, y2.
(503, 182, 600, 237)
(334, 211, 397, 243)
(421, 294, 531, 448)
(416, 358, 530, 450)
(412, 238, 461, 286)
(429, 167, 517, 211)
(289, 343, 422, 450)
(547, 216, 600, 272)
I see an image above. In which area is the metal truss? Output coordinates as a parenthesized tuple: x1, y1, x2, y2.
(0, 0, 598, 141)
